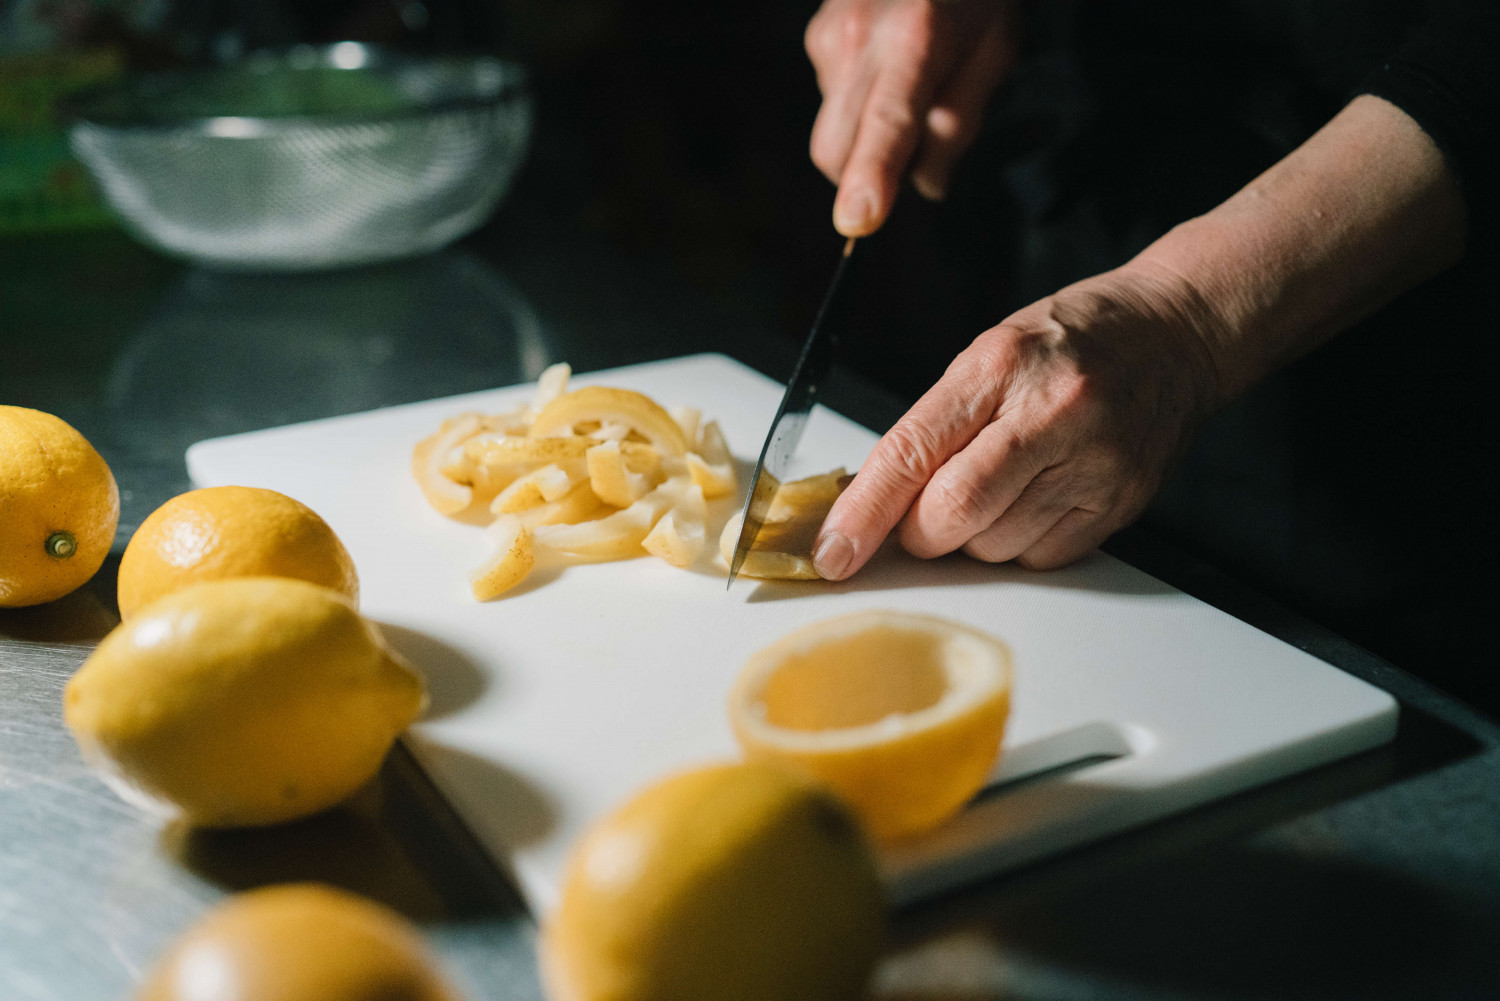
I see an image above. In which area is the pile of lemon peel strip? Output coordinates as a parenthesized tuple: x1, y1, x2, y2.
(413, 364, 738, 599)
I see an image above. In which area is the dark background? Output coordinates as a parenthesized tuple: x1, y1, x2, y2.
(28, 0, 1499, 717)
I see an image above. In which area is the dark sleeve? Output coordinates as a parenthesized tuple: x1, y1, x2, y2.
(1360, 0, 1500, 255)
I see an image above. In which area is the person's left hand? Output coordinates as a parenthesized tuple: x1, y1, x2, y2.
(812, 263, 1227, 578)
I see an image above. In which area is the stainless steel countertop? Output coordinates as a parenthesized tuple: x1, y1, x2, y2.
(6, 204, 1500, 1000)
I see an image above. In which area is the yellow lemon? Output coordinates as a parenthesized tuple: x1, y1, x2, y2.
(64, 577, 425, 828)
(137, 883, 461, 1001)
(0, 406, 119, 607)
(540, 761, 885, 1001)
(117, 485, 359, 620)
(729, 611, 1012, 842)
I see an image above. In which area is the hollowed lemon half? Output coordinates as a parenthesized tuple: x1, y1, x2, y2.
(729, 610, 1012, 843)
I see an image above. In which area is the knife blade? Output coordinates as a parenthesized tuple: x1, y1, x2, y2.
(728, 235, 860, 587)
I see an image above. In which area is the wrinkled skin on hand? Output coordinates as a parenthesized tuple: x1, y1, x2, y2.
(806, 0, 1018, 235)
(813, 264, 1226, 578)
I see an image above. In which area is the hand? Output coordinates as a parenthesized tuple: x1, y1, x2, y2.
(812, 264, 1226, 578)
(810, 95, 1467, 580)
(805, 0, 1018, 236)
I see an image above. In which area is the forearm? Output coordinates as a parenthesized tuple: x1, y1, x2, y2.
(1128, 94, 1468, 406)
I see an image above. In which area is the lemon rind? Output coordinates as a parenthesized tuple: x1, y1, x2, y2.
(729, 610, 1013, 754)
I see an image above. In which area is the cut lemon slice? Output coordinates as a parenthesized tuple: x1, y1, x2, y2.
(469, 515, 534, 600)
(533, 483, 672, 560)
(642, 509, 705, 568)
(669, 404, 701, 445)
(530, 386, 688, 457)
(718, 468, 850, 580)
(467, 435, 658, 476)
(468, 434, 593, 469)
(518, 481, 604, 528)
(686, 420, 736, 498)
(531, 362, 572, 412)
(587, 439, 654, 508)
(531, 474, 698, 560)
(490, 460, 587, 516)
(412, 414, 486, 516)
(729, 610, 1012, 842)
(687, 453, 737, 501)
(642, 482, 707, 567)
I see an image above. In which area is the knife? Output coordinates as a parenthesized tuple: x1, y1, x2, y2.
(728, 235, 861, 588)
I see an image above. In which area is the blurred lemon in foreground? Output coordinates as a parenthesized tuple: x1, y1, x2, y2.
(137, 883, 461, 1001)
(65, 577, 424, 827)
(540, 761, 885, 1001)
(729, 611, 1012, 842)
(117, 485, 358, 620)
(0, 406, 119, 608)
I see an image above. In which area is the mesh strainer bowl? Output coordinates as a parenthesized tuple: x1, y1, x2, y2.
(69, 44, 532, 271)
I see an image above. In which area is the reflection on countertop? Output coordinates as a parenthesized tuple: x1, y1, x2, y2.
(100, 250, 547, 527)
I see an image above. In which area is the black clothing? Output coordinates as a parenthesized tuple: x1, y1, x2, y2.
(1363, 0, 1500, 253)
(834, 1, 1500, 718)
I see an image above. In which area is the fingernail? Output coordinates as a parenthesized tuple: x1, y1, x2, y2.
(813, 531, 854, 580)
(833, 190, 874, 236)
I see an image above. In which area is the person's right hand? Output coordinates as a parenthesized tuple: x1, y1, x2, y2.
(806, 0, 1019, 236)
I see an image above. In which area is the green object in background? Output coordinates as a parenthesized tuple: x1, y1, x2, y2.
(79, 64, 414, 122)
(0, 50, 122, 233)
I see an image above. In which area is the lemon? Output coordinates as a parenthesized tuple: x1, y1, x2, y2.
(64, 577, 425, 828)
(0, 406, 119, 607)
(137, 883, 461, 1001)
(116, 485, 359, 620)
(540, 761, 885, 1001)
(729, 611, 1012, 842)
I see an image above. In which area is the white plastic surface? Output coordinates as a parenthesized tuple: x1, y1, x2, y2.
(186, 353, 1397, 912)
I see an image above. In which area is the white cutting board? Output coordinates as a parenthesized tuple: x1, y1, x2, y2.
(186, 353, 1397, 912)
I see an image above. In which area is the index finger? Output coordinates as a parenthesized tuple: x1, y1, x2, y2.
(833, 62, 933, 236)
(812, 373, 997, 579)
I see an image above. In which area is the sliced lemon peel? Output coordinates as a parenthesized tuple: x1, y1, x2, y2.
(532, 477, 684, 559)
(642, 482, 707, 568)
(718, 468, 849, 580)
(530, 386, 689, 457)
(669, 404, 701, 446)
(586, 439, 655, 508)
(412, 413, 486, 515)
(517, 481, 604, 528)
(531, 362, 572, 413)
(415, 369, 741, 597)
(469, 515, 534, 600)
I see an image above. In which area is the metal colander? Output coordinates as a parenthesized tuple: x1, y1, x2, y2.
(69, 45, 531, 271)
